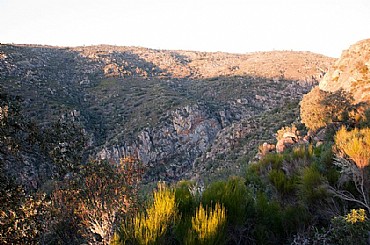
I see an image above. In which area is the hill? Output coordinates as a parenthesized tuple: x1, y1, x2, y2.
(0, 44, 334, 187)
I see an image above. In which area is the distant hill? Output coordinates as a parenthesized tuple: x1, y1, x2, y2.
(0, 44, 334, 187)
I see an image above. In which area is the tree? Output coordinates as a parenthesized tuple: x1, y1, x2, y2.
(300, 87, 353, 131)
(300, 87, 328, 131)
(0, 90, 50, 243)
(0, 163, 49, 244)
(49, 157, 144, 244)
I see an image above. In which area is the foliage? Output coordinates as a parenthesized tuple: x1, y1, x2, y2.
(268, 169, 297, 196)
(0, 91, 51, 244)
(253, 193, 284, 244)
(314, 209, 370, 245)
(202, 177, 250, 225)
(331, 126, 370, 212)
(335, 126, 370, 169)
(0, 182, 50, 244)
(300, 87, 353, 131)
(188, 203, 226, 245)
(0, 91, 34, 158)
(47, 157, 143, 244)
(174, 180, 198, 216)
(300, 87, 328, 131)
(298, 165, 327, 204)
(41, 117, 87, 177)
(120, 183, 177, 245)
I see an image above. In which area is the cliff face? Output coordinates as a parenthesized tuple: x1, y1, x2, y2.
(97, 104, 222, 181)
(319, 39, 370, 103)
(0, 44, 334, 186)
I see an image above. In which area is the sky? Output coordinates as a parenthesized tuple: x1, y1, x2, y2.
(1, 0, 369, 58)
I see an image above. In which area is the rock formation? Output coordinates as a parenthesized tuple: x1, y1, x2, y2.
(319, 38, 370, 103)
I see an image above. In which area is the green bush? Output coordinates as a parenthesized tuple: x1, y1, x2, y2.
(282, 205, 311, 236)
(259, 153, 284, 171)
(175, 180, 198, 216)
(253, 193, 284, 244)
(312, 209, 370, 245)
(202, 177, 251, 225)
(298, 165, 327, 204)
(173, 181, 198, 244)
(268, 169, 297, 196)
(291, 145, 313, 160)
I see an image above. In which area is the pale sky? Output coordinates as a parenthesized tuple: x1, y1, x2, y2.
(1, 0, 369, 57)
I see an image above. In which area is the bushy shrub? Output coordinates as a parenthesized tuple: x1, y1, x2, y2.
(311, 209, 370, 245)
(253, 193, 284, 244)
(332, 126, 370, 212)
(282, 205, 311, 236)
(175, 180, 198, 216)
(300, 87, 353, 131)
(187, 203, 226, 245)
(268, 169, 297, 196)
(173, 181, 198, 244)
(300, 87, 328, 131)
(119, 183, 177, 245)
(335, 126, 370, 169)
(202, 177, 250, 225)
(298, 165, 327, 204)
(291, 145, 313, 160)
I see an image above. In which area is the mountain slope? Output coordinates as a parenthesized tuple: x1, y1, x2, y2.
(0, 44, 334, 185)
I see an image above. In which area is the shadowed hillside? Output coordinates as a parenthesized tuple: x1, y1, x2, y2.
(0, 44, 334, 186)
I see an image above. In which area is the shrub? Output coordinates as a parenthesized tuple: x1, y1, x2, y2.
(333, 126, 370, 212)
(335, 126, 370, 169)
(175, 180, 198, 216)
(300, 87, 328, 131)
(71, 158, 143, 244)
(120, 183, 177, 245)
(282, 205, 311, 236)
(258, 153, 284, 173)
(173, 181, 198, 243)
(202, 177, 250, 225)
(316, 209, 370, 245)
(187, 203, 226, 245)
(298, 165, 327, 204)
(291, 145, 313, 160)
(300, 87, 353, 131)
(253, 193, 284, 244)
(268, 169, 296, 196)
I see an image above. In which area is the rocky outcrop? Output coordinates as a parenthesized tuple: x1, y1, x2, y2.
(319, 39, 370, 103)
(98, 104, 222, 181)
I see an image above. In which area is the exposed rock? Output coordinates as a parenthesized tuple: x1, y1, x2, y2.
(276, 136, 297, 153)
(319, 38, 370, 103)
(98, 104, 222, 181)
(256, 142, 276, 159)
